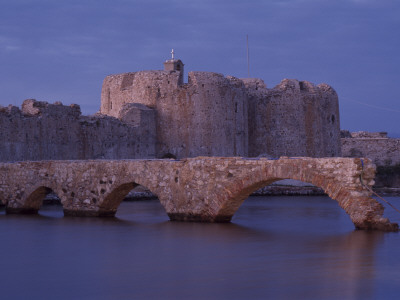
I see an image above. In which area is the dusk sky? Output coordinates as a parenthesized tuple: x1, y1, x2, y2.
(1, 0, 399, 136)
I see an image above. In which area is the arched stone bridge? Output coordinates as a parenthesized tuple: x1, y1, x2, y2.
(0, 157, 398, 231)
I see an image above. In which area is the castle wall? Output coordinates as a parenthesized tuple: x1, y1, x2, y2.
(0, 62, 342, 163)
(318, 83, 342, 157)
(244, 78, 341, 157)
(0, 99, 156, 162)
(101, 71, 249, 158)
(341, 132, 400, 188)
(101, 71, 179, 116)
(341, 132, 400, 166)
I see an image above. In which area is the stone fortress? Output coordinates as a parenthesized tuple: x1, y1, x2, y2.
(100, 57, 341, 159)
(0, 54, 342, 162)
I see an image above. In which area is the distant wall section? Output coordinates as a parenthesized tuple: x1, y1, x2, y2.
(341, 131, 400, 188)
(0, 99, 156, 162)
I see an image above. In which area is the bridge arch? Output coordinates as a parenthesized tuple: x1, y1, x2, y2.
(6, 185, 64, 214)
(0, 189, 6, 206)
(215, 177, 325, 218)
(97, 178, 165, 217)
(210, 160, 394, 231)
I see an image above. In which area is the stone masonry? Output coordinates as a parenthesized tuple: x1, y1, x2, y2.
(244, 78, 341, 157)
(342, 131, 400, 167)
(101, 70, 249, 158)
(0, 57, 341, 162)
(0, 99, 156, 161)
(100, 57, 341, 159)
(342, 131, 400, 189)
(0, 157, 397, 231)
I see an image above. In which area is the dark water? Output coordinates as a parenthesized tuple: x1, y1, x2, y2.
(0, 196, 399, 300)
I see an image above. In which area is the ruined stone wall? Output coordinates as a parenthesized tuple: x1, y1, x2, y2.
(0, 99, 156, 162)
(101, 69, 342, 159)
(101, 70, 179, 116)
(101, 70, 248, 158)
(341, 132, 400, 166)
(244, 78, 341, 157)
(0, 71, 342, 162)
(341, 131, 400, 188)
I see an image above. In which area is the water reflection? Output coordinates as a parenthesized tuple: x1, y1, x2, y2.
(138, 219, 383, 299)
(0, 196, 398, 299)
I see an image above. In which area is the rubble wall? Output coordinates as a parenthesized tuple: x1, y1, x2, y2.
(0, 67, 342, 162)
(341, 132, 400, 166)
(341, 132, 400, 188)
(0, 99, 156, 162)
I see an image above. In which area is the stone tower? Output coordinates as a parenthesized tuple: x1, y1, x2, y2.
(163, 50, 184, 85)
(100, 56, 341, 159)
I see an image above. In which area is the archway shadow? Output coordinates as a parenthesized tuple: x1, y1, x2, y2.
(100, 182, 168, 219)
(6, 186, 65, 216)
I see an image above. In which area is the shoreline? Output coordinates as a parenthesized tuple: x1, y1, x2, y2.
(1, 186, 398, 208)
(122, 186, 400, 200)
(122, 185, 400, 200)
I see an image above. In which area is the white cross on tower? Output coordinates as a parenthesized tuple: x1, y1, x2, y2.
(171, 49, 175, 60)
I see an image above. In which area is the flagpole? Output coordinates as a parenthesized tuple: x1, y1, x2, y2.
(246, 34, 250, 77)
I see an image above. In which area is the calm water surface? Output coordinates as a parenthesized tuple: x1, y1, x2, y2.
(0, 195, 399, 300)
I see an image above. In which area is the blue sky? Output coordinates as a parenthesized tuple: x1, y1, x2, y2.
(1, 0, 399, 136)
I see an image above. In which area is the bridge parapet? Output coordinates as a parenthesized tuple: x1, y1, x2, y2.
(0, 157, 397, 231)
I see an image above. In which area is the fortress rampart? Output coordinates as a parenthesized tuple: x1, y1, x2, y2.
(0, 99, 155, 161)
(100, 58, 341, 159)
(0, 57, 341, 162)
